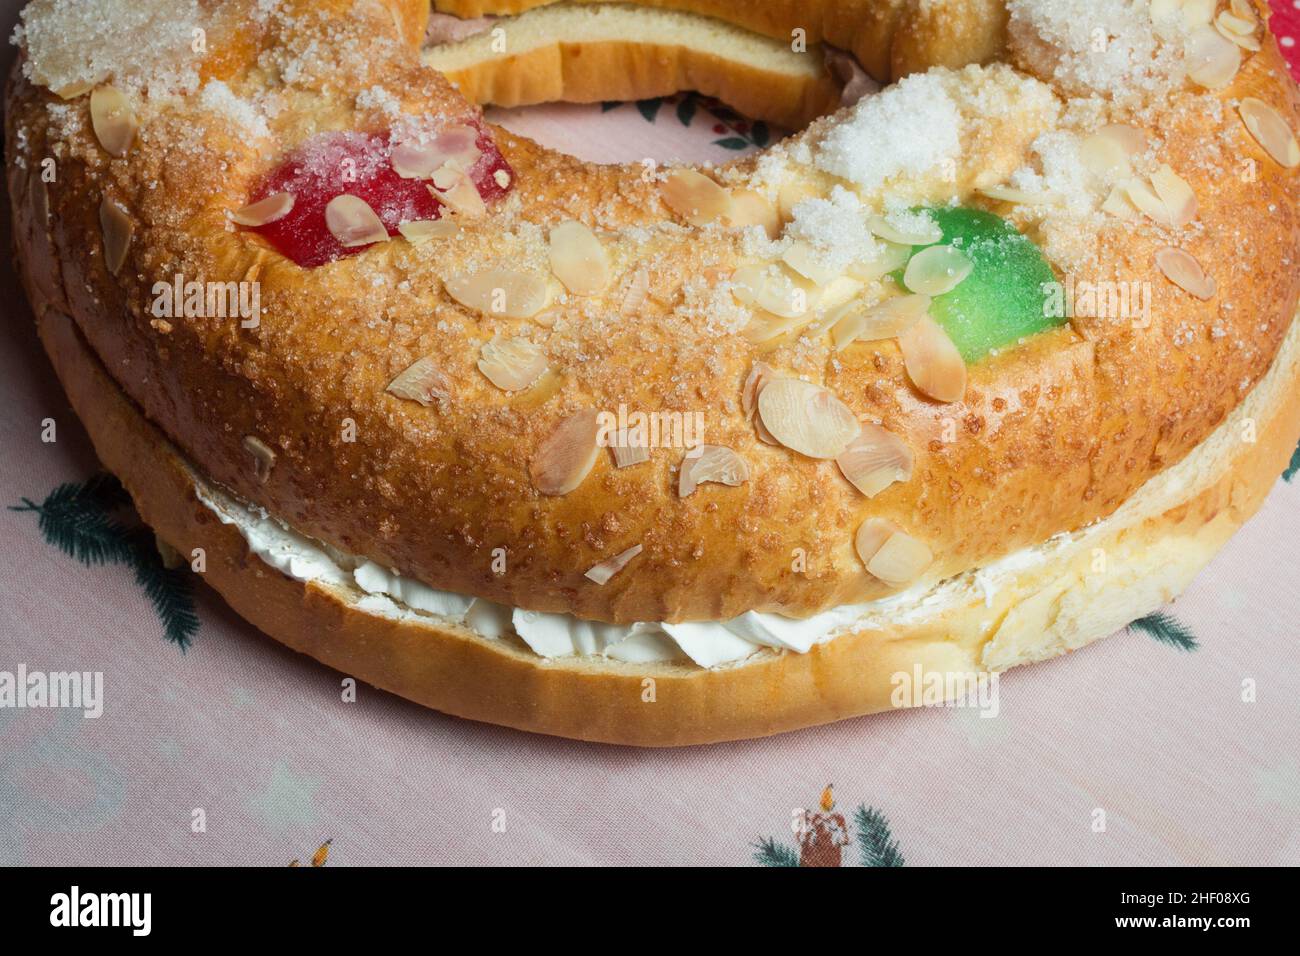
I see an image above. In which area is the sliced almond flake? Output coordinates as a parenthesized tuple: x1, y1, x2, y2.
(89, 85, 137, 158)
(777, 180, 819, 221)
(426, 164, 459, 189)
(1101, 124, 1147, 155)
(830, 294, 930, 350)
(726, 189, 780, 238)
(618, 268, 650, 316)
(829, 305, 868, 350)
(899, 314, 966, 403)
(511, 369, 564, 409)
(1101, 185, 1139, 220)
(836, 423, 914, 498)
(55, 77, 100, 99)
(746, 325, 815, 354)
(1079, 125, 1144, 179)
(1123, 178, 1164, 223)
(902, 244, 973, 296)
(769, 240, 832, 286)
(1125, 167, 1196, 229)
(548, 220, 610, 296)
(757, 378, 859, 459)
(730, 264, 817, 319)
(398, 218, 458, 244)
(98, 198, 131, 275)
(660, 169, 733, 226)
(781, 241, 840, 286)
(678, 445, 749, 497)
(242, 435, 276, 484)
(744, 315, 813, 352)
(445, 269, 548, 319)
(610, 428, 650, 468)
(531, 409, 600, 496)
(231, 192, 294, 227)
(814, 275, 863, 314)
(1238, 98, 1300, 168)
(1155, 246, 1217, 300)
(1185, 24, 1241, 90)
(799, 306, 847, 343)
(391, 143, 440, 180)
(1150, 165, 1197, 227)
(741, 362, 773, 416)
(1217, 23, 1261, 51)
(531, 306, 560, 328)
(584, 544, 643, 585)
(867, 214, 942, 246)
(386, 356, 451, 407)
(390, 126, 481, 179)
(853, 517, 894, 564)
(865, 526, 933, 587)
(611, 446, 650, 468)
(428, 171, 487, 218)
(478, 335, 547, 391)
(855, 518, 929, 585)
(1229, 0, 1257, 20)
(976, 185, 1057, 206)
(325, 194, 388, 247)
(431, 125, 482, 169)
(154, 534, 184, 570)
(741, 362, 779, 444)
(1216, 11, 1255, 35)
(846, 240, 910, 282)
(1182, 0, 1216, 26)
(746, 321, 804, 350)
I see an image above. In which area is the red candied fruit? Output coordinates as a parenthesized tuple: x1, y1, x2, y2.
(245, 124, 513, 268)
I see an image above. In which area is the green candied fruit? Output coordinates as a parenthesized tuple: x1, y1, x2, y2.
(902, 206, 1060, 363)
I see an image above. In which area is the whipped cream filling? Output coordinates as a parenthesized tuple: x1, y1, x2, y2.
(189, 476, 1063, 669)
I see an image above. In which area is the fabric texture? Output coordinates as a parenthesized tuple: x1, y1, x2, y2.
(2, 3, 1300, 867)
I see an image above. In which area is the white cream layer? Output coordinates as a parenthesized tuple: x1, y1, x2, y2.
(190, 477, 1061, 669)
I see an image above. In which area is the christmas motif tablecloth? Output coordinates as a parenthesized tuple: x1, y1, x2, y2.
(3, 3, 1300, 867)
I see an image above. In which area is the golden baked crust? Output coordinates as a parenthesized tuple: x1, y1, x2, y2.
(31, 303, 1300, 744)
(431, 0, 1008, 81)
(6, 0, 1300, 633)
(422, 5, 844, 128)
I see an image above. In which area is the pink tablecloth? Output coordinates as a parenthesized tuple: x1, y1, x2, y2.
(2, 4, 1300, 867)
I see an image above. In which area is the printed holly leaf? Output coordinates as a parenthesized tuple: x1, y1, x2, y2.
(751, 837, 800, 867)
(12, 472, 200, 651)
(10, 475, 135, 565)
(1129, 611, 1198, 651)
(853, 805, 904, 867)
(130, 530, 199, 652)
(1284, 440, 1300, 482)
(79, 472, 134, 511)
(713, 137, 750, 150)
(676, 96, 697, 127)
(635, 97, 663, 123)
(750, 121, 771, 147)
(600, 101, 621, 113)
